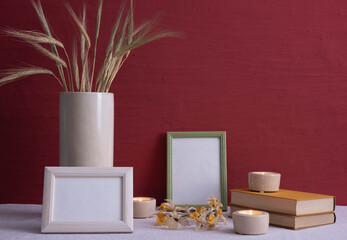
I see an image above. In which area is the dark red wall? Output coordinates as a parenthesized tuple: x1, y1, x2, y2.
(0, 0, 346, 205)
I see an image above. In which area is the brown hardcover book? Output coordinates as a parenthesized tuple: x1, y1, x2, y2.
(228, 204, 336, 230)
(230, 189, 335, 216)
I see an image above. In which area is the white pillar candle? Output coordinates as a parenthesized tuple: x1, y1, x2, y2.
(133, 197, 156, 218)
(248, 172, 281, 192)
(232, 210, 269, 235)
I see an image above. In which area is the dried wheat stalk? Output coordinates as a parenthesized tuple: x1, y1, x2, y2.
(0, 0, 178, 92)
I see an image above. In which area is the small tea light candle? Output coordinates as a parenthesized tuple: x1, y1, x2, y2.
(232, 210, 269, 235)
(133, 197, 156, 218)
(248, 171, 281, 192)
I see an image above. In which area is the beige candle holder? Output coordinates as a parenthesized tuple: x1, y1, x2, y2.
(248, 171, 281, 192)
(133, 197, 156, 218)
(232, 210, 269, 235)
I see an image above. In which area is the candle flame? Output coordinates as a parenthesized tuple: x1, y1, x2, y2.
(238, 210, 263, 215)
(133, 197, 152, 202)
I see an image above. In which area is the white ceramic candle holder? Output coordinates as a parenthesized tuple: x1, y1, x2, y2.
(133, 197, 156, 218)
(232, 210, 269, 235)
(248, 171, 281, 192)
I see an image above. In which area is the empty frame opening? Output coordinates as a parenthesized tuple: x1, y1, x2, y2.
(172, 137, 221, 205)
(52, 177, 123, 222)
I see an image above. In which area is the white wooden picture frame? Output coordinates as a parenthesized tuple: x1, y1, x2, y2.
(41, 167, 133, 233)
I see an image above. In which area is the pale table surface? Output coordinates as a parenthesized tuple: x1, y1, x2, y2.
(0, 204, 346, 240)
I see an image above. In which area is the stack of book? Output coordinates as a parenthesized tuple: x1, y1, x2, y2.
(229, 189, 336, 230)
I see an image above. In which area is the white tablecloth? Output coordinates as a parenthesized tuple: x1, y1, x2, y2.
(0, 204, 346, 240)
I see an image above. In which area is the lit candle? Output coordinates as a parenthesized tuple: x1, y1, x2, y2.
(133, 197, 156, 218)
(248, 171, 281, 192)
(232, 210, 269, 235)
(239, 210, 263, 215)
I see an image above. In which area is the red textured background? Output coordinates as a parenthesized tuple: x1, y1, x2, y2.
(0, 0, 346, 205)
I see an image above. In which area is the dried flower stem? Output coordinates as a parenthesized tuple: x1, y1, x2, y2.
(156, 196, 228, 231)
